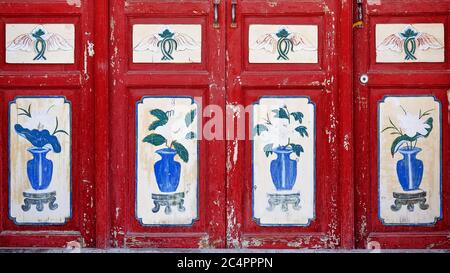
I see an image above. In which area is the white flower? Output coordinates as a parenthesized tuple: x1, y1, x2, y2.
(154, 106, 196, 146)
(398, 113, 430, 138)
(257, 106, 299, 148)
(18, 105, 56, 132)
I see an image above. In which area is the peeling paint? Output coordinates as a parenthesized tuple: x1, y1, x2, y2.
(242, 238, 262, 248)
(198, 234, 210, 248)
(232, 140, 238, 165)
(84, 46, 89, 80)
(343, 134, 350, 151)
(115, 207, 120, 220)
(267, 1, 278, 8)
(286, 241, 302, 248)
(87, 41, 95, 57)
(226, 203, 240, 248)
(325, 129, 335, 143)
(359, 215, 367, 239)
(66, 0, 81, 8)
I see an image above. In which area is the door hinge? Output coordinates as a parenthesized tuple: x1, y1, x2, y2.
(353, 0, 364, 29)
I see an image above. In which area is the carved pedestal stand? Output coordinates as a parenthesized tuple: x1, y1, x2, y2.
(21, 191, 58, 212)
(391, 190, 429, 212)
(267, 193, 301, 212)
(151, 192, 186, 215)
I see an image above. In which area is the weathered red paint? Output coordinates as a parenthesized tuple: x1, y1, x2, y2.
(354, 0, 450, 249)
(0, 0, 448, 250)
(94, 0, 110, 249)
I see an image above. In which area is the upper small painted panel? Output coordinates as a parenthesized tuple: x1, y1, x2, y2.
(376, 24, 444, 63)
(6, 24, 75, 64)
(133, 24, 202, 63)
(249, 25, 318, 64)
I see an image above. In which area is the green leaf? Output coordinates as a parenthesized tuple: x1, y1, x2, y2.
(185, 109, 197, 127)
(253, 124, 268, 136)
(295, 126, 309, 137)
(185, 131, 196, 139)
(290, 112, 304, 123)
(173, 142, 189, 163)
(263, 143, 274, 157)
(391, 135, 410, 156)
(290, 143, 304, 156)
(148, 119, 168, 131)
(381, 126, 395, 133)
(422, 117, 433, 137)
(53, 130, 69, 136)
(272, 108, 289, 120)
(150, 109, 168, 122)
(143, 133, 166, 146)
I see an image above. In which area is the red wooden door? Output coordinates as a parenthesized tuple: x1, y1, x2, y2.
(109, 0, 227, 248)
(0, 0, 98, 247)
(226, 0, 353, 248)
(354, 0, 450, 249)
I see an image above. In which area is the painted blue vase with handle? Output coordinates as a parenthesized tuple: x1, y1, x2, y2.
(396, 147, 424, 191)
(270, 147, 298, 190)
(154, 148, 181, 192)
(27, 146, 53, 190)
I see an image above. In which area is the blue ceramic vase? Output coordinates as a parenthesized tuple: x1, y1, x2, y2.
(270, 147, 298, 190)
(154, 148, 181, 192)
(396, 147, 424, 191)
(27, 147, 53, 190)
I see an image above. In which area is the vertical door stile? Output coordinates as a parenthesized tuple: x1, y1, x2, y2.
(109, 0, 227, 248)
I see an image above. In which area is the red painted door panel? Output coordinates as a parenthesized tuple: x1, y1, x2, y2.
(226, 0, 350, 248)
(109, 0, 227, 248)
(354, 0, 450, 249)
(0, 1, 96, 247)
